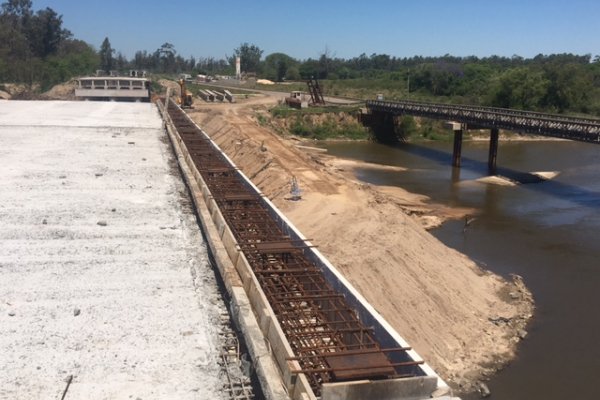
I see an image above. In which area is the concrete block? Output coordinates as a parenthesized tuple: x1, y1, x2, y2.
(259, 309, 272, 336)
(206, 197, 217, 214)
(234, 253, 254, 290)
(192, 166, 201, 183)
(268, 327, 294, 387)
(201, 184, 211, 203)
(431, 386, 453, 398)
(221, 225, 240, 265)
(210, 206, 226, 236)
(321, 376, 437, 400)
(291, 375, 316, 400)
(444, 121, 463, 131)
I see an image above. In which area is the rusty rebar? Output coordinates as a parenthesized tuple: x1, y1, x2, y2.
(166, 102, 420, 396)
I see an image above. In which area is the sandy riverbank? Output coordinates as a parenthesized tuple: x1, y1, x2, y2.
(184, 93, 534, 393)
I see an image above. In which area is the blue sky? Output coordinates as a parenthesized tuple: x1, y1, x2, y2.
(34, 0, 600, 60)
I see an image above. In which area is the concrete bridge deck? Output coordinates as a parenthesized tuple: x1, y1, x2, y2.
(0, 101, 230, 399)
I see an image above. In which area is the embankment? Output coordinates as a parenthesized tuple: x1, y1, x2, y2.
(186, 94, 534, 393)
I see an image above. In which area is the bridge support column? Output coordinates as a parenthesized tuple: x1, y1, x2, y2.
(452, 126, 463, 167)
(366, 111, 398, 143)
(488, 127, 499, 174)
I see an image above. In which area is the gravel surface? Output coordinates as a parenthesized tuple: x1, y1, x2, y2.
(0, 101, 228, 400)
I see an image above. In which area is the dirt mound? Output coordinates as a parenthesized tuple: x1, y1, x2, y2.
(41, 79, 77, 100)
(1, 83, 37, 98)
(0, 81, 76, 100)
(186, 95, 534, 393)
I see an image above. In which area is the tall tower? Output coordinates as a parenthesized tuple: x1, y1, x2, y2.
(235, 57, 241, 80)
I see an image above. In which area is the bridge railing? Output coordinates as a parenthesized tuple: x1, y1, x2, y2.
(366, 99, 600, 143)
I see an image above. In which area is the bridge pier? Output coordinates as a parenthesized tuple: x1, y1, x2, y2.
(488, 127, 499, 174)
(452, 125, 463, 167)
(364, 111, 398, 143)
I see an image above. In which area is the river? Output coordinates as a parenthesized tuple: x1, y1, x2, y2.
(321, 139, 600, 399)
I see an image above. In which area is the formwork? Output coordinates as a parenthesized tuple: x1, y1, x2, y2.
(157, 98, 454, 400)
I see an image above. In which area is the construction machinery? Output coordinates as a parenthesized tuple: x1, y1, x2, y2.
(284, 91, 307, 109)
(284, 78, 326, 109)
(177, 79, 193, 108)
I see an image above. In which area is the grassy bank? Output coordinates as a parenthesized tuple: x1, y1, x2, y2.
(261, 105, 456, 142)
(263, 105, 370, 140)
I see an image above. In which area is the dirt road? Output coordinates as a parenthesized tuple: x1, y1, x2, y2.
(186, 93, 533, 393)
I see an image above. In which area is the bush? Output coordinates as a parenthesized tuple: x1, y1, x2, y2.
(290, 118, 311, 137)
(398, 115, 418, 138)
(287, 114, 369, 140)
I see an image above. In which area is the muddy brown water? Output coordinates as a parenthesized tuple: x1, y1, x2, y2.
(321, 140, 600, 400)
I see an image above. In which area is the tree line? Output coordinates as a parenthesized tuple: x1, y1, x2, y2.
(99, 40, 600, 116)
(0, 0, 97, 91)
(2, 0, 599, 116)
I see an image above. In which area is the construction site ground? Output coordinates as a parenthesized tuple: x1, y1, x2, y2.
(0, 101, 231, 399)
(186, 92, 534, 393)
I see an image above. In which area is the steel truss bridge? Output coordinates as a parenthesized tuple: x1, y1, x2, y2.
(364, 99, 600, 172)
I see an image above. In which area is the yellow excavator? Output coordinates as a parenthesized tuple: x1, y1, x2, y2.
(177, 79, 193, 108)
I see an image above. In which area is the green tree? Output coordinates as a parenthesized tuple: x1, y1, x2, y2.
(489, 67, 549, 110)
(286, 65, 301, 81)
(1, 0, 72, 84)
(232, 42, 263, 73)
(0, 0, 97, 89)
(543, 63, 591, 112)
(99, 37, 113, 73)
(114, 51, 126, 72)
(40, 39, 98, 90)
(1, 0, 31, 21)
(157, 42, 176, 73)
(26, 7, 71, 58)
(299, 58, 319, 80)
(263, 52, 297, 81)
(0, 4, 30, 81)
